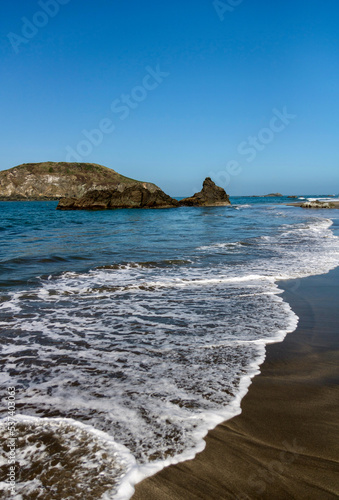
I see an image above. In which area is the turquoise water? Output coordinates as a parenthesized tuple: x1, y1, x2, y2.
(0, 196, 339, 499)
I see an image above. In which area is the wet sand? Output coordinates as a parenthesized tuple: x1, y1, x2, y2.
(133, 267, 339, 499)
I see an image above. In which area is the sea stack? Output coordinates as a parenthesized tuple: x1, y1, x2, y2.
(179, 177, 231, 207)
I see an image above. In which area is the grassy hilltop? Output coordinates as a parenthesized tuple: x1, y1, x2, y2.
(0, 162, 157, 200)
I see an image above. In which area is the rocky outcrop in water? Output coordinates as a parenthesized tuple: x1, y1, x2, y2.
(179, 178, 231, 207)
(0, 162, 231, 210)
(57, 184, 179, 210)
(0, 162, 160, 201)
(301, 200, 335, 209)
(58, 176, 231, 210)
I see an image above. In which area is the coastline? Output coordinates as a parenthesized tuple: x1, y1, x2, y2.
(132, 266, 339, 499)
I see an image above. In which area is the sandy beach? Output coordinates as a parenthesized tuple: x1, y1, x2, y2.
(133, 267, 339, 500)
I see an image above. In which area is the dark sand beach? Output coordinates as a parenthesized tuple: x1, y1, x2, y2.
(133, 267, 339, 500)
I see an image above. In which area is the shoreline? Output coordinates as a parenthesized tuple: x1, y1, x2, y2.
(132, 267, 339, 499)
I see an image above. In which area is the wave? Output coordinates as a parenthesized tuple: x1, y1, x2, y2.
(0, 254, 89, 267)
(97, 259, 192, 270)
(197, 241, 245, 251)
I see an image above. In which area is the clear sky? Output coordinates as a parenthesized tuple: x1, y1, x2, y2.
(1, 0, 338, 196)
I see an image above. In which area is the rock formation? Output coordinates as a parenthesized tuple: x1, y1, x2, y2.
(0, 162, 161, 201)
(179, 178, 231, 207)
(0, 162, 231, 211)
(57, 185, 179, 210)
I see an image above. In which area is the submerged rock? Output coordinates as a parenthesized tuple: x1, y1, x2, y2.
(179, 178, 231, 207)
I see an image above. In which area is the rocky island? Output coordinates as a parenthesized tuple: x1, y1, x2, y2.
(0, 162, 163, 201)
(0, 162, 231, 210)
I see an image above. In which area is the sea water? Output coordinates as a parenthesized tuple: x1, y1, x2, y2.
(0, 196, 339, 499)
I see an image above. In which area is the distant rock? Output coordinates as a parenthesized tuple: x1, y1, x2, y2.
(179, 178, 231, 207)
(301, 200, 335, 209)
(57, 185, 179, 210)
(0, 162, 161, 201)
(264, 193, 283, 197)
(287, 195, 298, 199)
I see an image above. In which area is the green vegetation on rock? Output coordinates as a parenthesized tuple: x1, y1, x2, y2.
(0, 162, 155, 201)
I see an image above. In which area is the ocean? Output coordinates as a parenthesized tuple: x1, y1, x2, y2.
(1, 196, 339, 499)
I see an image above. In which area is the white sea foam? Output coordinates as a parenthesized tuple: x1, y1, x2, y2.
(197, 241, 244, 251)
(0, 415, 136, 500)
(307, 197, 339, 202)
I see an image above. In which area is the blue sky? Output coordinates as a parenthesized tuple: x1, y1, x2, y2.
(1, 0, 338, 195)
